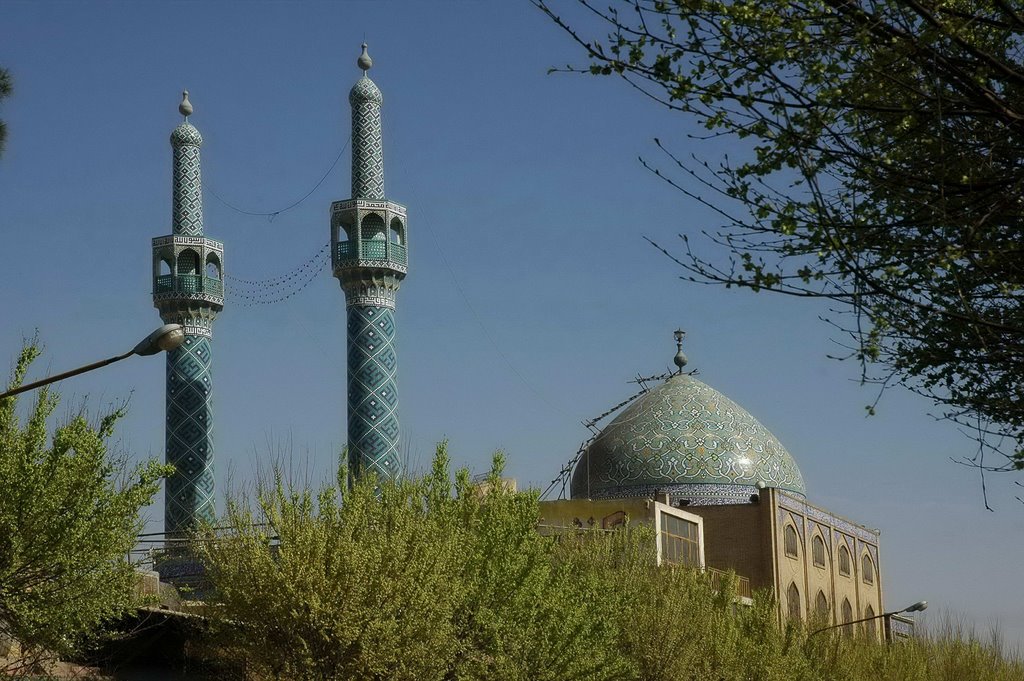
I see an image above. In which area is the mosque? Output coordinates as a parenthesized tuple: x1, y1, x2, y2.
(539, 332, 895, 636)
(145, 45, 904, 637)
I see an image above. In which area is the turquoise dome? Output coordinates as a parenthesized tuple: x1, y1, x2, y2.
(571, 373, 806, 504)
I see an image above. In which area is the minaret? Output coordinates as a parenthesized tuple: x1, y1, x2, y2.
(152, 91, 225, 537)
(331, 45, 408, 483)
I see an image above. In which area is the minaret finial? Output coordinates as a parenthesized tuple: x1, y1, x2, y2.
(179, 90, 193, 120)
(357, 43, 373, 74)
(673, 328, 688, 372)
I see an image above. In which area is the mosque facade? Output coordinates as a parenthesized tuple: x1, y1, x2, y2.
(540, 334, 889, 635)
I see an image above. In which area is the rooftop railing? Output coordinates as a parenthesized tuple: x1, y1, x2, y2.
(707, 567, 753, 600)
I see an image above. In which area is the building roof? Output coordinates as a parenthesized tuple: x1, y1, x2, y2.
(570, 371, 807, 504)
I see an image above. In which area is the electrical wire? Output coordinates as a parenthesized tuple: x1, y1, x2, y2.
(205, 140, 349, 221)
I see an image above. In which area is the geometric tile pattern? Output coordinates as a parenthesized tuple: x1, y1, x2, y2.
(346, 305, 401, 483)
(579, 481, 765, 505)
(777, 491, 878, 544)
(571, 373, 806, 501)
(333, 54, 406, 488)
(341, 273, 400, 309)
(349, 76, 385, 200)
(171, 123, 204, 236)
(155, 112, 220, 538)
(164, 335, 215, 536)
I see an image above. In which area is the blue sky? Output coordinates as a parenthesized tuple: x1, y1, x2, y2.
(2, 1, 1022, 646)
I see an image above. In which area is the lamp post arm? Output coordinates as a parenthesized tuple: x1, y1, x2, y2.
(809, 610, 900, 638)
(0, 350, 135, 400)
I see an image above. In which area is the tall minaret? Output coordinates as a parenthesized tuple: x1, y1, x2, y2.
(331, 45, 408, 483)
(152, 91, 225, 537)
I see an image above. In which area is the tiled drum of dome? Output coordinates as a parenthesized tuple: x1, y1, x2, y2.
(164, 335, 215, 536)
(347, 305, 400, 481)
(572, 374, 806, 501)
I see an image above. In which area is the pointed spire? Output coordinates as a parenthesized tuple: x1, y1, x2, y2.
(179, 90, 193, 120)
(357, 43, 373, 74)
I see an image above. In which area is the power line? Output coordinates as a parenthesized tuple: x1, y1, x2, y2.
(205, 140, 349, 221)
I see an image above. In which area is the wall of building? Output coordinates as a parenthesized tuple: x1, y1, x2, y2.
(540, 491, 883, 635)
(686, 502, 773, 591)
(538, 498, 655, 534)
(770, 490, 884, 637)
(537, 498, 705, 568)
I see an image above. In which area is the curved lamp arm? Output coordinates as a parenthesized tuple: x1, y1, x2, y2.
(0, 324, 185, 400)
(809, 601, 927, 638)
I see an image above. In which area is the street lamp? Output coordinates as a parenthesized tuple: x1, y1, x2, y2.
(0, 324, 185, 400)
(810, 600, 928, 639)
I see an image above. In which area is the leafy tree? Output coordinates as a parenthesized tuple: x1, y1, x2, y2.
(536, 0, 1024, 481)
(198, 444, 629, 681)
(0, 67, 9, 156)
(0, 343, 169, 672)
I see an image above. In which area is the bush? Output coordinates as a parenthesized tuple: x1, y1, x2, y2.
(199, 443, 1022, 681)
(0, 343, 169, 673)
(198, 444, 627, 681)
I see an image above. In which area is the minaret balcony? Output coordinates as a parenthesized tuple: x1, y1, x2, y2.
(155, 274, 224, 297)
(330, 199, 408, 278)
(333, 240, 407, 272)
(152, 234, 225, 308)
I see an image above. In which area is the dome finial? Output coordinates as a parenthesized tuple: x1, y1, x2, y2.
(357, 43, 373, 74)
(179, 90, 193, 120)
(673, 328, 688, 372)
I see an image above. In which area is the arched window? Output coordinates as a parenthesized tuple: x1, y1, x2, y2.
(336, 218, 354, 242)
(389, 217, 404, 245)
(361, 213, 386, 240)
(838, 544, 851, 576)
(205, 252, 221, 279)
(787, 582, 801, 621)
(159, 259, 171, 276)
(865, 605, 876, 637)
(335, 218, 355, 260)
(841, 598, 853, 635)
(784, 524, 799, 558)
(815, 590, 829, 616)
(862, 553, 874, 584)
(177, 249, 199, 275)
(812, 535, 826, 568)
(360, 214, 386, 260)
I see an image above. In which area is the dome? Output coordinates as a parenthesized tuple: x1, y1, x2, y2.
(170, 122, 202, 148)
(570, 372, 806, 504)
(350, 76, 382, 106)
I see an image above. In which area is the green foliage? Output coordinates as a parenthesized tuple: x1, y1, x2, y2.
(0, 343, 170, 667)
(557, 530, 811, 680)
(536, 0, 1024, 477)
(198, 444, 628, 681)
(802, 617, 1024, 681)
(199, 447, 1023, 680)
